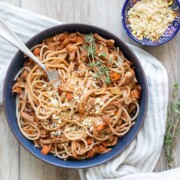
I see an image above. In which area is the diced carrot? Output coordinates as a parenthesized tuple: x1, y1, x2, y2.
(97, 124, 105, 131)
(110, 72, 121, 81)
(114, 110, 118, 115)
(12, 87, 23, 94)
(41, 145, 51, 155)
(98, 146, 104, 153)
(77, 36, 84, 43)
(79, 108, 84, 115)
(33, 48, 41, 56)
(86, 137, 93, 145)
(66, 92, 73, 100)
(87, 149, 95, 158)
(101, 141, 108, 147)
(87, 146, 99, 158)
(23, 129, 33, 134)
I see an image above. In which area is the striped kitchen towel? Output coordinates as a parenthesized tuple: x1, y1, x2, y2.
(0, 2, 180, 180)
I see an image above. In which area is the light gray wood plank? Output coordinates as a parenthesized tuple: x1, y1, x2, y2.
(0, 0, 20, 6)
(175, 141, 180, 167)
(0, 106, 19, 180)
(0, 2, 20, 180)
(20, 147, 78, 180)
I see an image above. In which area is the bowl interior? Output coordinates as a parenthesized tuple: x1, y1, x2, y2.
(122, 0, 180, 46)
(3, 24, 148, 168)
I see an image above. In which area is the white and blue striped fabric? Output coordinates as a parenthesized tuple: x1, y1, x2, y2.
(0, 2, 180, 180)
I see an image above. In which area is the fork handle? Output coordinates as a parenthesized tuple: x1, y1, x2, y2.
(0, 18, 46, 70)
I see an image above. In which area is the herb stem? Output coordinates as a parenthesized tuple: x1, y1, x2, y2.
(83, 33, 111, 84)
(164, 83, 180, 168)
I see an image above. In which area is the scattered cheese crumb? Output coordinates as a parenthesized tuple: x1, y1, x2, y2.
(81, 117, 93, 127)
(50, 98, 59, 107)
(51, 129, 62, 137)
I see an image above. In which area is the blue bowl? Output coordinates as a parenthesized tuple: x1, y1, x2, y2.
(3, 24, 148, 168)
(122, 0, 180, 46)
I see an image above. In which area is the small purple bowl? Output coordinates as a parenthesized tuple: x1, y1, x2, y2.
(122, 0, 180, 46)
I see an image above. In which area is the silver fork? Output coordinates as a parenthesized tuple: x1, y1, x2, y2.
(0, 18, 60, 88)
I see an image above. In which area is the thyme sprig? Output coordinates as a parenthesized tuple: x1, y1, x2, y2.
(83, 33, 111, 84)
(83, 33, 96, 58)
(89, 61, 111, 84)
(164, 83, 180, 168)
(98, 51, 107, 57)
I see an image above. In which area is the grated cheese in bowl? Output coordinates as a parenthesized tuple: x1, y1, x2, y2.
(127, 0, 176, 41)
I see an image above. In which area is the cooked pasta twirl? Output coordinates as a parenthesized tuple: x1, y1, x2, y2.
(12, 32, 141, 159)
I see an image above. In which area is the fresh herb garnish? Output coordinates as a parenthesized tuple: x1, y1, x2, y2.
(98, 52, 107, 57)
(108, 57, 112, 63)
(164, 83, 180, 168)
(104, 75, 111, 84)
(84, 33, 111, 84)
(89, 61, 111, 84)
(83, 33, 96, 58)
(89, 61, 102, 67)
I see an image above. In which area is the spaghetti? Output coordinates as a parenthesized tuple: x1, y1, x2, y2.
(12, 32, 141, 159)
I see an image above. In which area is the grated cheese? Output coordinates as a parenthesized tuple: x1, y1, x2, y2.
(50, 98, 59, 107)
(42, 84, 47, 88)
(52, 114, 62, 124)
(128, 0, 175, 40)
(51, 129, 62, 137)
(89, 126, 94, 132)
(81, 117, 93, 127)
(96, 119, 103, 125)
(52, 114, 59, 119)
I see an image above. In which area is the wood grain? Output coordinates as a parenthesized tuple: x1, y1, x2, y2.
(20, 147, 78, 180)
(0, 1, 20, 179)
(0, 107, 19, 180)
(0, 0, 179, 179)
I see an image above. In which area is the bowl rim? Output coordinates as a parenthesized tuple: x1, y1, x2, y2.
(3, 23, 148, 168)
(121, 0, 180, 46)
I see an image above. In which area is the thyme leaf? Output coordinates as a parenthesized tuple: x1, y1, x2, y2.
(83, 33, 96, 58)
(98, 52, 107, 57)
(84, 33, 111, 84)
(164, 83, 180, 168)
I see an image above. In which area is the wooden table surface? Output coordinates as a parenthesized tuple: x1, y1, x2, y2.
(0, 0, 179, 179)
